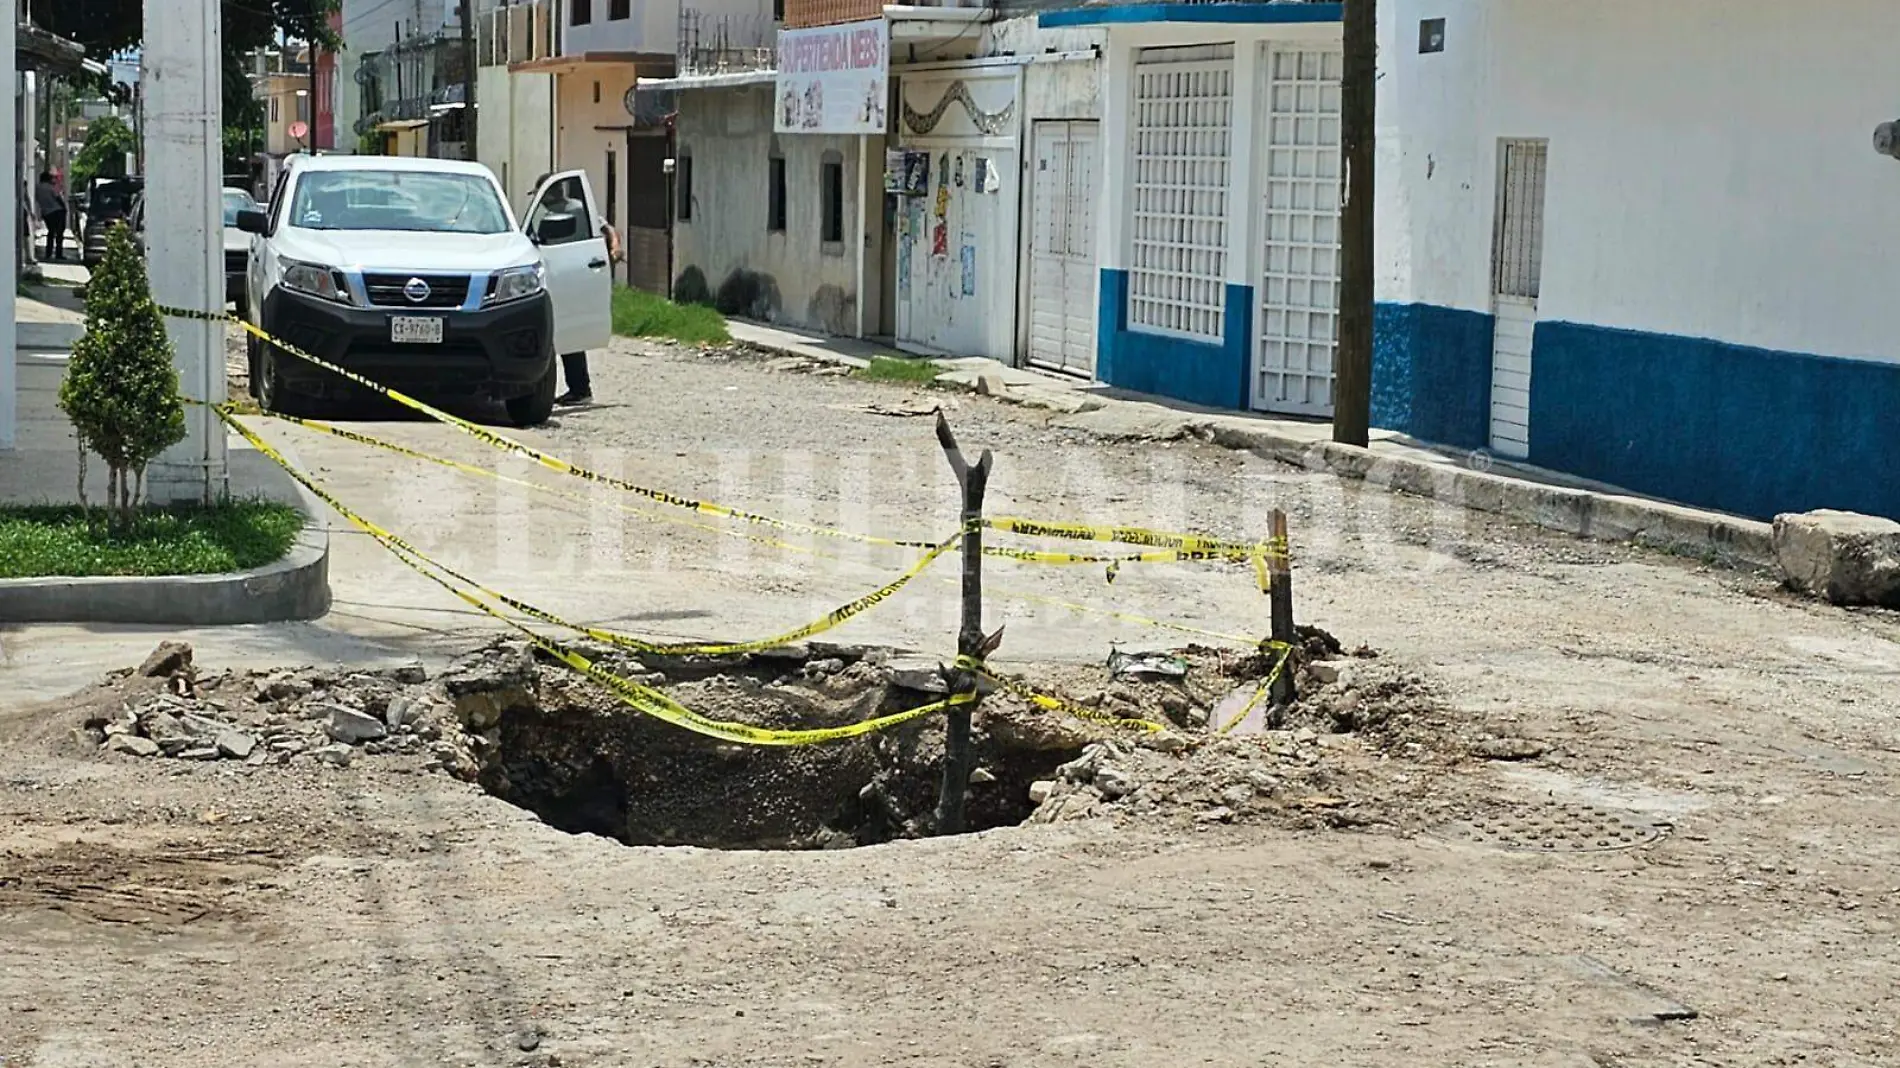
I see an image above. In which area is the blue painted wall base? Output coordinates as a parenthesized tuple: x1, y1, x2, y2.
(1531, 322, 1900, 522)
(1098, 269, 1255, 410)
(1371, 302, 1494, 451)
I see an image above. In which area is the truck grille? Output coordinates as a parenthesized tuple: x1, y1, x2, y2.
(363, 273, 470, 309)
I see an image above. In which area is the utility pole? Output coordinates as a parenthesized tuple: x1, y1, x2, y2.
(1333, 0, 1376, 448)
(309, 38, 319, 150)
(458, 0, 477, 160)
(144, 0, 228, 503)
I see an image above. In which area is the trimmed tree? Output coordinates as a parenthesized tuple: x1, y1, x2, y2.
(58, 223, 188, 524)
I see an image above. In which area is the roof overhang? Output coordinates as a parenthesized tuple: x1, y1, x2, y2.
(639, 69, 777, 92)
(17, 23, 87, 77)
(885, 5, 993, 48)
(509, 51, 675, 76)
(1038, 2, 1342, 28)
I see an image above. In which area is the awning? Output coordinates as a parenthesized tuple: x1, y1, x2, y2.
(638, 69, 777, 92)
(509, 50, 673, 76)
(375, 118, 432, 131)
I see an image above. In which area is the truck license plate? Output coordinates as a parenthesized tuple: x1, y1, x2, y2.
(390, 316, 443, 344)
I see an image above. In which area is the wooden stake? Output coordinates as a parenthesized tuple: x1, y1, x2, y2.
(935, 412, 992, 835)
(1268, 509, 1297, 718)
(1334, 0, 1376, 447)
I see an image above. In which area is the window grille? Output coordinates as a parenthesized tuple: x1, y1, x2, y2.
(1128, 56, 1233, 341)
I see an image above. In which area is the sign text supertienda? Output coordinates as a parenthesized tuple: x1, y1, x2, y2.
(780, 22, 887, 74)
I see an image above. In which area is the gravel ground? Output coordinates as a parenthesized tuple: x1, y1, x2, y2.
(4, 336, 1900, 1066)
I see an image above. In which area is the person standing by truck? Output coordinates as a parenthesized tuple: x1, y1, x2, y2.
(35, 172, 68, 261)
(529, 173, 622, 407)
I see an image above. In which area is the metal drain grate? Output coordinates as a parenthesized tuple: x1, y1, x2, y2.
(1430, 799, 1668, 853)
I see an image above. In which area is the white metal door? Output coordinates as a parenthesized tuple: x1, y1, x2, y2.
(1253, 45, 1344, 416)
(1026, 120, 1099, 377)
(1489, 140, 1548, 459)
(525, 169, 613, 357)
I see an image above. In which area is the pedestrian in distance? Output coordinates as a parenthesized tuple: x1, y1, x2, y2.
(35, 171, 68, 261)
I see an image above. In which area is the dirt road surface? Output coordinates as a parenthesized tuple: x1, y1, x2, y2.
(4, 338, 1900, 1066)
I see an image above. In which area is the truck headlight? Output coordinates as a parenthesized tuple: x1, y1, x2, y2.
(282, 260, 349, 304)
(486, 263, 546, 306)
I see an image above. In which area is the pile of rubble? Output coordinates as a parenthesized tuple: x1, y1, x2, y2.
(1023, 653, 1468, 833)
(72, 632, 1479, 840)
(74, 641, 494, 776)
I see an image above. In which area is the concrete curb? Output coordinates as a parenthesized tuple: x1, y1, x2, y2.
(1208, 425, 1775, 570)
(0, 441, 334, 625)
(730, 329, 1776, 571)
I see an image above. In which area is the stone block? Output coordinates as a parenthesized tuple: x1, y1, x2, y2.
(1773, 510, 1900, 607)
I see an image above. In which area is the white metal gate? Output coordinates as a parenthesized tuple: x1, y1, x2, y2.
(1489, 139, 1548, 459)
(1026, 120, 1100, 377)
(1253, 44, 1344, 416)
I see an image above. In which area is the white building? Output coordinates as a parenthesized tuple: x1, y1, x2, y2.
(1068, 3, 1344, 409)
(1371, 0, 1900, 521)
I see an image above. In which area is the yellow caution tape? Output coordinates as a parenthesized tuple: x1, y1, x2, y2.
(1215, 646, 1293, 736)
(166, 304, 944, 551)
(987, 517, 1287, 560)
(169, 305, 1291, 580)
(230, 407, 1275, 648)
(219, 406, 974, 745)
(953, 655, 1168, 735)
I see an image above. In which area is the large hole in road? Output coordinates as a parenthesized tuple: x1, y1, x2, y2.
(471, 645, 1088, 849)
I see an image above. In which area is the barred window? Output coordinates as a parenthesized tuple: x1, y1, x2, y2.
(1128, 52, 1233, 342)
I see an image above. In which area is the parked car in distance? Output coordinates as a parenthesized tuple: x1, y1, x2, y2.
(81, 175, 143, 268)
(236, 154, 612, 427)
(126, 186, 258, 306)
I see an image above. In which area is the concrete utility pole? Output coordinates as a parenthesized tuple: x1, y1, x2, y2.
(1, 0, 17, 450)
(144, 0, 229, 502)
(1332, 0, 1375, 448)
(458, 0, 477, 159)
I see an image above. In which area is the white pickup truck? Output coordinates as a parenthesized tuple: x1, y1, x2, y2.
(237, 154, 612, 426)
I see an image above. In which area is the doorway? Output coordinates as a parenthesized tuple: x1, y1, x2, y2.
(1488, 139, 1548, 459)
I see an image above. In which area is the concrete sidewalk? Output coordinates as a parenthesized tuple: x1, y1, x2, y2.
(724, 317, 1776, 569)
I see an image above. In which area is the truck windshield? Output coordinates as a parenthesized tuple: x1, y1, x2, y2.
(288, 170, 510, 234)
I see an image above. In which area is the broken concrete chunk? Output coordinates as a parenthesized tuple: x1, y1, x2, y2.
(1773, 510, 1900, 607)
(1094, 765, 1134, 800)
(1473, 737, 1547, 762)
(105, 734, 160, 758)
(216, 731, 258, 760)
(1028, 780, 1056, 805)
(383, 661, 428, 685)
(138, 641, 193, 679)
(1140, 730, 1190, 754)
(176, 746, 221, 761)
(325, 705, 388, 744)
(254, 673, 312, 703)
(312, 743, 355, 767)
(1307, 660, 1352, 686)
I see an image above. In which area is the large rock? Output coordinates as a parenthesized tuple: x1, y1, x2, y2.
(1773, 510, 1900, 607)
(138, 641, 194, 679)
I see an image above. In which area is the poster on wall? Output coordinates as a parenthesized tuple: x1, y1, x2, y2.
(775, 19, 888, 135)
(883, 150, 929, 196)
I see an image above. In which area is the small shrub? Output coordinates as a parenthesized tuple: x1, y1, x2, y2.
(58, 222, 187, 524)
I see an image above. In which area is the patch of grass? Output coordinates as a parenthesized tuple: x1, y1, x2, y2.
(0, 499, 305, 579)
(854, 355, 942, 385)
(610, 286, 731, 345)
